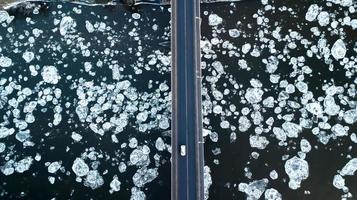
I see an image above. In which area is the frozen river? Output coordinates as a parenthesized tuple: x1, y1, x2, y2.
(0, 0, 356, 199)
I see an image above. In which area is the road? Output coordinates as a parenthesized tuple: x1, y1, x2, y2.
(171, 0, 204, 200)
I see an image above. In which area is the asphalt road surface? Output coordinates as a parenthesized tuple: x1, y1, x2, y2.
(171, 0, 204, 200)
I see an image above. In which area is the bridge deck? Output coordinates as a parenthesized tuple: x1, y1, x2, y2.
(171, 0, 204, 200)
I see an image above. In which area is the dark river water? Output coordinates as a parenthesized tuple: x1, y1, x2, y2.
(0, 0, 356, 200)
(1, 2, 172, 200)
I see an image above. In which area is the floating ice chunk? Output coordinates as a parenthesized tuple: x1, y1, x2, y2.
(250, 79, 262, 88)
(136, 111, 148, 122)
(1, 161, 14, 176)
(249, 135, 269, 149)
(300, 139, 311, 153)
(351, 19, 357, 29)
(228, 29, 240, 38)
(212, 61, 224, 74)
(110, 176, 121, 192)
(331, 124, 347, 137)
(270, 74, 280, 84)
(118, 162, 127, 173)
(159, 82, 169, 92)
(48, 161, 61, 174)
(130, 187, 146, 200)
(333, 174, 345, 190)
(264, 188, 282, 200)
(76, 106, 88, 122)
(72, 158, 89, 177)
(305, 4, 320, 22)
(102, 122, 112, 132)
(84, 170, 104, 189)
(83, 62, 92, 74)
(41, 65, 60, 84)
(331, 39, 347, 60)
(22, 51, 35, 63)
(158, 55, 171, 66)
(0, 143, 5, 153)
(53, 113, 62, 126)
(317, 11, 330, 26)
(238, 179, 268, 199)
(324, 96, 340, 116)
(285, 84, 295, 94)
(132, 167, 158, 187)
(282, 122, 301, 138)
(263, 96, 275, 108)
(343, 109, 357, 124)
(129, 138, 138, 149)
(288, 101, 301, 109)
(0, 11, 10, 23)
(22, 88, 33, 96)
(245, 88, 264, 104)
(112, 64, 120, 80)
(35, 154, 41, 161)
(335, 0, 353, 6)
(325, 85, 337, 96)
(340, 158, 357, 176)
(295, 81, 308, 93)
(14, 157, 33, 173)
(213, 105, 222, 114)
(130, 146, 150, 166)
(269, 170, 278, 180)
(306, 102, 323, 115)
(208, 14, 222, 26)
(201, 39, 213, 54)
(132, 13, 141, 20)
(16, 130, 31, 142)
(238, 116, 251, 132)
(48, 176, 55, 184)
(59, 16, 75, 36)
(220, 120, 230, 129)
(213, 90, 223, 101)
(85, 21, 94, 33)
(0, 56, 12, 68)
(242, 43, 252, 54)
(155, 137, 165, 151)
(238, 59, 248, 69)
(285, 156, 309, 190)
(159, 116, 170, 130)
(71, 132, 82, 142)
(202, 128, 211, 137)
(211, 148, 221, 156)
(351, 133, 357, 143)
(0, 127, 15, 139)
(204, 166, 212, 200)
(264, 56, 279, 74)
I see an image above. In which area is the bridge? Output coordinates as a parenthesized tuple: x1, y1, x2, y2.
(171, 1, 204, 200)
